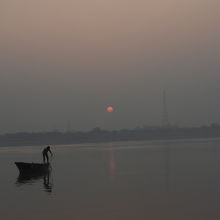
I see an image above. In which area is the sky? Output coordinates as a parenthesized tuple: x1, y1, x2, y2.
(0, 0, 220, 133)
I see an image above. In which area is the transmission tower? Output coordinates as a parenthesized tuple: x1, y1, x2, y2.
(66, 120, 72, 132)
(162, 90, 170, 127)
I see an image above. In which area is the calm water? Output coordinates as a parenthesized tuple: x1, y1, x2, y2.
(1, 139, 220, 220)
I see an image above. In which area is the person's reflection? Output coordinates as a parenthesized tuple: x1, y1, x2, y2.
(16, 170, 53, 193)
(43, 172, 52, 193)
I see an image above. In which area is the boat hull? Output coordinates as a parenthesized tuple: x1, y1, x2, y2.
(15, 162, 50, 174)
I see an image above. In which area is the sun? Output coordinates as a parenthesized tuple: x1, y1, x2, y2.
(106, 106, 114, 113)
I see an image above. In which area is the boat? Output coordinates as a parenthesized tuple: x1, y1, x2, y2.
(15, 162, 51, 174)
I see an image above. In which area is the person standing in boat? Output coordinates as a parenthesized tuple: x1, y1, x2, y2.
(42, 146, 53, 163)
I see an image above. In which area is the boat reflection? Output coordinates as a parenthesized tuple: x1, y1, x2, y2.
(16, 170, 53, 193)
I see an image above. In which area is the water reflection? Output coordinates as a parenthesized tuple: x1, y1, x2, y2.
(16, 170, 53, 193)
(109, 150, 116, 181)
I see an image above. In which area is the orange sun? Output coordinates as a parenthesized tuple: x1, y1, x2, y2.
(106, 106, 114, 113)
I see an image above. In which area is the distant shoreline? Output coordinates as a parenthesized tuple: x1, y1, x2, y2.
(1, 125, 220, 147)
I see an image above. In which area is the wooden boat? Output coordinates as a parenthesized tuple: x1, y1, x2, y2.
(15, 162, 51, 173)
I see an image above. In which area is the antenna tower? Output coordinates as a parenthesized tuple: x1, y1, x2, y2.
(162, 90, 170, 127)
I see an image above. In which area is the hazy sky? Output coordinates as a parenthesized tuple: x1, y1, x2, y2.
(0, 0, 220, 133)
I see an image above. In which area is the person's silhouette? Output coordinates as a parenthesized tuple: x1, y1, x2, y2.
(42, 146, 53, 163)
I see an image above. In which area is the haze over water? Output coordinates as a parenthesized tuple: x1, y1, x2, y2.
(1, 139, 220, 220)
(1, 1, 220, 219)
